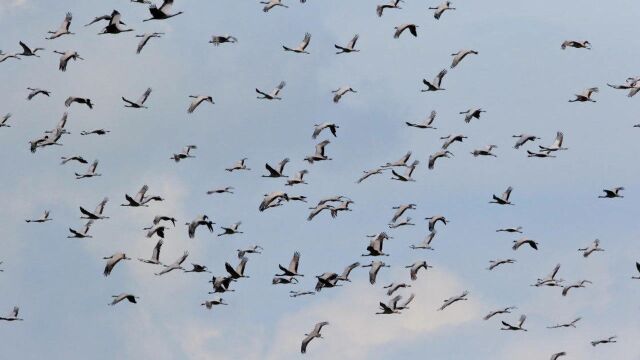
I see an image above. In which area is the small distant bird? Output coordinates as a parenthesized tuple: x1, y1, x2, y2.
(143, 215, 176, 229)
(218, 221, 243, 236)
(501, 314, 527, 331)
(286, 170, 309, 186)
(184, 264, 211, 273)
(65, 96, 93, 109)
(46, 12, 74, 39)
(109, 293, 139, 306)
(283, 32, 311, 54)
(450, 49, 478, 68)
(103, 252, 131, 276)
(201, 298, 228, 309)
(394, 23, 418, 38)
(406, 110, 437, 129)
(225, 257, 249, 279)
(428, 150, 453, 170)
(384, 282, 411, 296)
(27, 88, 51, 100)
(332, 86, 357, 103)
(409, 231, 437, 250)
(483, 306, 516, 320)
(561, 40, 591, 50)
(534, 264, 563, 287)
(578, 239, 604, 258)
(0, 113, 11, 128)
(383, 151, 412, 167)
(472, 145, 498, 157)
(25, 210, 52, 223)
(307, 203, 334, 221)
(80, 129, 109, 136)
(261, 0, 288, 13)
(290, 291, 315, 298)
(335, 34, 360, 54)
(54, 50, 83, 71)
(490, 186, 514, 205)
(272, 276, 298, 285)
(276, 251, 303, 277)
(421, 69, 447, 92)
(209, 276, 236, 293)
(262, 158, 290, 177)
(209, 35, 237, 46)
(75, 160, 100, 179)
(138, 239, 164, 265)
(171, 145, 197, 162)
(304, 140, 332, 164)
(539, 131, 567, 152)
(547, 317, 581, 329)
(226, 158, 250, 172)
(187, 95, 213, 113)
(80, 197, 109, 220)
(136, 32, 163, 54)
(186, 215, 214, 238)
(549, 352, 567, 360)
(425, 215, 448, 232)
(496, 226, 523, 233)
(0, 306, 23, 321)
(591, 336, 617, 347)
(390, 204, 416, 223)
(429, 1, 456, 19)
(512, 238, 538, 251)
(122, 88, 152, 108)
(377, 0, 402, 17)
(336, 262, 360, 282)
(301, 322, 329, 354)
(569, 87, 598, 102)
(237, 245, 263, 258)
(391, 160, 419, 182)
(406, 260, 432, 280)
(561, 280, 592, 296)
(155, 251, 189, 276)
(356, 168, 386, 184)
(460, 108, 486, 123)
(598, 187, 624, 198)
(513, 134, 541, 149)
(440, 134, 467, 149)
(312, 123, 339, 139)
(143, 0, 184, 21)
(18, 41, 45, 57)
(362, 261, 390, 284)
(146, 225, 166, 238)
(377, 295, 402, 315)
(487, 259, 516, 270)
(259, 191, 289, 211)
(67, 220, 94, 238)
(98, 10, 133, 35)
(0, 51, 20, 63)
(207, 186, 234, 195)
(256, 81, 286, 100)
(438, 290, 468, 311)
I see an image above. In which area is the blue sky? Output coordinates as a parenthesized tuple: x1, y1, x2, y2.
(1, 0, 640, 359)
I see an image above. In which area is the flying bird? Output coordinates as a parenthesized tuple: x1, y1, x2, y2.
(421, 69, 447, 92)
(429, 1, 456, 20)
(283, 32, 311, 54)
(450, 49, 478, 68)
(301, 322, 329, 354)
(143, 0, 183, 21)
(490, 186, 514, 205)
(46, 12, 74, 39)
(122, 88, 152, 108)
(256, 81, 286, 100)
(335, 34, 360, 54)
(187, 95, 213, 113)
(103, 252, 131, 276)
(406, 110, 437, 129)
(394, 23, 418, 38)
(109, 293, 139, 306)
(136, 32, 163, 53)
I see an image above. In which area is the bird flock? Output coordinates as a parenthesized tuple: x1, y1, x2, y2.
(2, 0, 640, 358)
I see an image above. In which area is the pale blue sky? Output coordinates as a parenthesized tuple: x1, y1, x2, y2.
(1, 0, 640, 359)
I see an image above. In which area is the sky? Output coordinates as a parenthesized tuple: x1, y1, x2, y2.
(1, 0, 640, 359)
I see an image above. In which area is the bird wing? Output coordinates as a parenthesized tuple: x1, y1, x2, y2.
(138, 88, 152, 104)
(408, 24, 417, 37)
(300, 334, 313, 354)
(518, 314, 526, 327)
(159, 0, 174, 13)
(348, 34, 359, 48)
(277, 157, 290, 174)
(225, 262, 240, 278)
(502, 186, 513, 201)
(135, 185, 149, 202)
(435, 69, 447, 87)
(300, 32, 311, 50)
(151, 239, 163, 262)
(289, 251, 300, 273)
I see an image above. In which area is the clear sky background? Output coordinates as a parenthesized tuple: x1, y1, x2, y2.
(1, 0, 640, 359)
